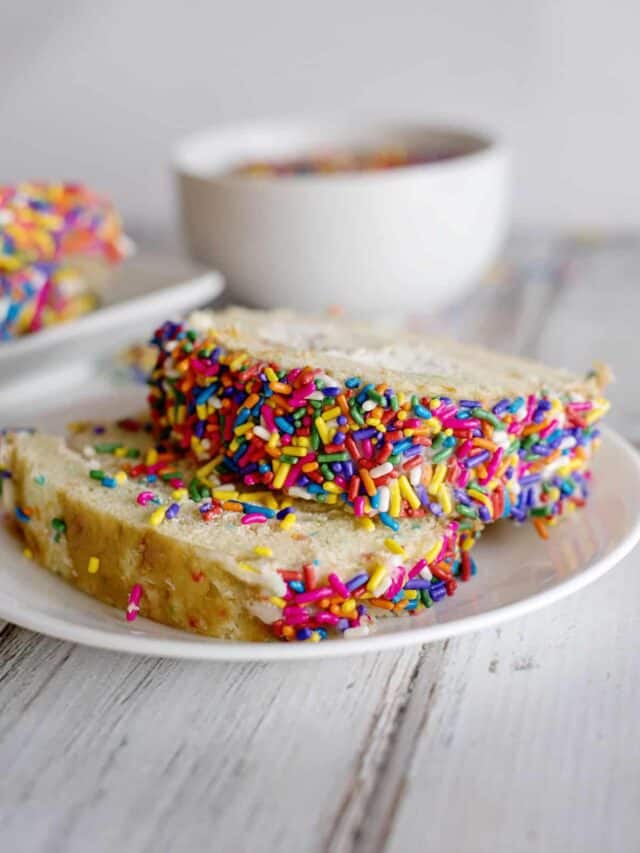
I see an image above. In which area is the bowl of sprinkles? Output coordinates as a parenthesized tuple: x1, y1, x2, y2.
(174, 118, 510, 318)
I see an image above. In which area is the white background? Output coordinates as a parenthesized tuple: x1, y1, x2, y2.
(2, 0, 637, 239)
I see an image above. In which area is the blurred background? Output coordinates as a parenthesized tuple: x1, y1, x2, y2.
(2, 0, 638, 243)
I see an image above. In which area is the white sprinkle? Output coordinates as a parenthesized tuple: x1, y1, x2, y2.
(344, 625, 370, 639)
(287, 486, 314, 501)
(362, 400, 376, 412)
(377, 485, 390, 513)
(370, 462, 393, 479)
(409, 465, 422, 486)
(253, 425, 272, 442)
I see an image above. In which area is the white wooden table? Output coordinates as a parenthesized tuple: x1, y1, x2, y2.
(1, 233, 639, 853)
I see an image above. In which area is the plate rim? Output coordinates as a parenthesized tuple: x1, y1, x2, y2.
(1, 427, 639, 662)
(0, 268, 223, 364)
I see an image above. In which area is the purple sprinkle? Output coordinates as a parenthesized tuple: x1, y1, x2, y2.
(276, 507, 293, 520)
(323, 387, 341, 397)
(478, 505, 492, 522)
(296, 628, 313, 641)
(333, 431, 346, 444)
(459, 399, 481, 408)
(343, 461, 355, 479)
(353, 427, 377, 441)
(337, 415, 348, 426)
(416, 484, 430, 506)
(93, 426, 106, 434)
(165, 502, 180, 520)
(519, 473, 541, 486)
(403, 444, 423, 458)
(346, 572, 369, 592)
(454, 488, 471, 505)
(430, 581, 447, 602)
(429, 502, 443, 516)
(464, 449, 491, 468)
(405, 578, 431, 589)
(492, 398, 510, 415)
(337, 618, 350, 631)
(331, 462, 343, 474)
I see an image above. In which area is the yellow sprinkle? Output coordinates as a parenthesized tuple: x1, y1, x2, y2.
(149, 506, 166, 526)
(114, 471, 128, 485)
(405, 589, 419, 600)
(429, 418, 442, 435)
(264, 495, 279, 511)
(23, 548, 33, 559)
(325, 494, 338, 504)
(461, 537, 475, 551)
(322, 406, 342, 421)
(114, 447, 127, 458)
(468, 488, 493, 513)
(229, 353, 247, 372)
(254, 546, 273, 558)
(237, 561, 259, 574)
(438, 484, 453, 515)
(430, 398, 441, 408)
(272, 462, 291, 490)
(384, 538, 405, 555)
(280, 512, 296, 530)
(358, 517, 376, 532)
(389, 479, 402, 517)
(367, 565, 387, 594)
(234, 422, 253, 436)
(428, 462, 447, 495)
(314, 416, 330, 445)
(268, 432, 280, 448)
(87, 556, 100, 574)
(342, 599, 357, 615)
(172, 488, 188, 500)
(323, 481, 343, 494)
(309, 632, 321, 643)
(196, 404, 207, 420)
(264, 367, 278, 383)
(197, 457, 221, 479)
(398, 475, 421, 510)
(213, 488, 238, 500)
(146, 448, 158, 466)
(282, 446, 307, 457)
(280, 498, 293, 509)
(397, 411, 408, 421)
(270, 596, 287, 608)
(425, 539, 442, 563)
(292, 436, 310, 447)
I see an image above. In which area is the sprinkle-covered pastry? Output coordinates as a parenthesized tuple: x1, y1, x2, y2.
(0, 182, 129, 340)
(148, 308, 609, 538)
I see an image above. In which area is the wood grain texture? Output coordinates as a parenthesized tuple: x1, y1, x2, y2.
(1, 233, 639, 853)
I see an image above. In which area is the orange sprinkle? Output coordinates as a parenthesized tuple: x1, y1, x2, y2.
(359, 468, 377, 497)
(369, 598, 395, 611)
(533, 518, 550, 539)
(221, 500, 243, 512)
(336, 394, 350, 416)
(473, 437, 498, 452)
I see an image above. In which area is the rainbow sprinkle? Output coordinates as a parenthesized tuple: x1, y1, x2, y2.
(147, 322, 609, 539)
(0, 182, 127, 340)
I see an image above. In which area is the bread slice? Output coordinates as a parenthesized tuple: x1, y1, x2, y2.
(0, 419, 480, 642)
(147, 307, 608, 532)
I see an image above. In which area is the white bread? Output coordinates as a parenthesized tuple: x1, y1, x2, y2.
(1, 420, 477, 642)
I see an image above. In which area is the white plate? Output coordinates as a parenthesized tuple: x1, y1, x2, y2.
(1, 384, 640, 661)
(0, 253, 223, 386)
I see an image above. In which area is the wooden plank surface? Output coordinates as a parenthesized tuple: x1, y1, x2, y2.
(1, 233, 639, 853)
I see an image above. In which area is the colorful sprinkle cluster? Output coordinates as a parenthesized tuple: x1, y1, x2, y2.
(55, 419, 480, 640)
(0, 182, 127, 339)
(147, 322, 609, 540)
(230, 144, 462, 178)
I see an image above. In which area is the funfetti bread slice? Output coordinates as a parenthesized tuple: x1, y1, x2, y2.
(1, 419, 481, 644)
(147, 307, 609, 537)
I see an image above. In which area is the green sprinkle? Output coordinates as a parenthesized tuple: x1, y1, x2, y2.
(471, 407, 505, 430)
(390, 394, 399, 411)
(368, 389, 384, 405)
(456, 503, 478, 518)
(349, 404, 365, 426)
(431, 446, 454, 464)
(89, 469, 105, 480)
(126, 448, 141, 459)
(280, 454, 299, 464)
(320, 464, 335, 481)
(33, 475, 46, 486)
(317, 452, 350, 463)
(421, 589, 434, 608)
(94, 443, 121, 454)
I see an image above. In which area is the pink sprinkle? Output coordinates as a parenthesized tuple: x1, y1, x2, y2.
(243, 474, 260, 486)
(294, 586, 333, 604)
(441, 417, 482, 431)
(354, 496, 365, 516)
(567, 401, 592, 412)
(241, 513, 268, 525)
(385, 565, 406, 599)
(539, 419, 559, 439)
(334, 475, 348, 489)
(508, 421, 522, 435)
(169, 478, 184, 489)
(126, 584, 143, 622)
(284, 462, 303, 489)
(456, 468, 471, 488)
(260, 404, 276, 431)
(281, 434, 292, 446)
(409, 558, 427, 579)
(328, 572, 350, 598)
(362, 438, 373, 459)
(314, 611, 340, 626)
(526, 395, 537, 421)
(282, 605, 310, 625)
(456, 439, 474, 459)
(480, 447, 504, 484)
(136, 491, 154, 506)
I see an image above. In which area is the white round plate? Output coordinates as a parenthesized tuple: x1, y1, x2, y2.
(1, 385, 639, 661)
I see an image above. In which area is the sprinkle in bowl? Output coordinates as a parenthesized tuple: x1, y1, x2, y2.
(174, 117, 510, 319)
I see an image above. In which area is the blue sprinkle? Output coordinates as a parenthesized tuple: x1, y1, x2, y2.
(346, 572, 369, 592)
(345, 377, 361, 389)
(101, 476, 117, 488)
(296, 627, 313, 641)
(274, 416, 295, 435)
(289, 581, 305, 593)
(379, 512, 400, 531)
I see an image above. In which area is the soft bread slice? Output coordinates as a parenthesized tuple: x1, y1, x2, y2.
(1, 421, 476, 642)
(148, 307, 608, 530)
(185, 307, 607, 400)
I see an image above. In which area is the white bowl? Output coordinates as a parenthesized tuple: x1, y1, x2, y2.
(174, 118, 510, 319)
